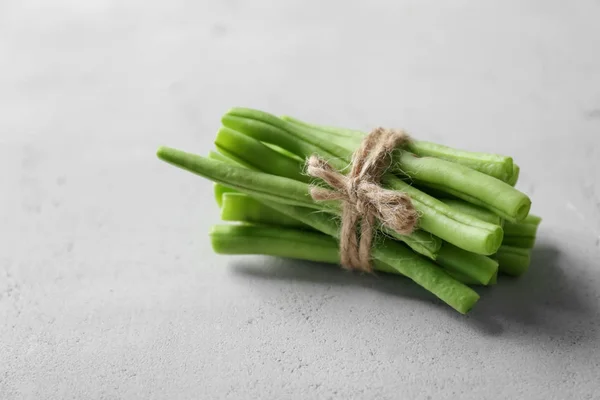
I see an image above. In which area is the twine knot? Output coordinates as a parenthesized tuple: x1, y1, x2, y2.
(306, 128, 418, 272)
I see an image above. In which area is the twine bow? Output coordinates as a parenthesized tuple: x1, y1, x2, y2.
(306, 128, 418, 272)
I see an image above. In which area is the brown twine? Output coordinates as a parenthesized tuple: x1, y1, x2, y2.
(306, 128, 419, 272)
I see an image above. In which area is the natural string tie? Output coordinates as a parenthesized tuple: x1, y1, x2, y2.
(306, 127, 418, 272)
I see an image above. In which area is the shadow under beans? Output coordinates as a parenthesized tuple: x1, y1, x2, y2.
(229, 256, 440, 307)
(228, 241, 599, 344)
(468, 241, 600, 343)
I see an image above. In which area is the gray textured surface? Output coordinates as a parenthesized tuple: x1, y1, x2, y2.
(1, 1, 600, 399)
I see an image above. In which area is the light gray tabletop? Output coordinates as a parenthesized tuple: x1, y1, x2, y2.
(1, 1, 599, 399)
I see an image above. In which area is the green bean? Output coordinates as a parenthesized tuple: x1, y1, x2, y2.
(489, 271, 498, 285)
(223, 110, 503, 255)
(395, 151, 531, 222)
(523, 214, 542, 226)
(222, 114, 347, 170)
(382, 177, 503, 255)
(281, 115, 515, 182)
(439, 198, 502, 225)
(406, 142, 513, 182)
(445, 271, 480, 286)
(496, 246, 531, 276)
(210, 224, 340, 264)
(221, 193, 310, 229)
(445, 270, 478, 285)
(501, 214, 542, 249)
(216, 126, 310, 183)
(447, 267, 498, 286)
(260, 200, 479, 314)
(436, 243, 498, 285)
(502, 237, 536, 248)
(213, 183, 238, 207)
(508, 164, 520, 187)
(157, 147, 322, 210)
(209, 147, 254, 169)
(380, 228, 442, 261)
(263, 142, 304, 161)
(208, 150, 235, 164)
(281, 115, 363, 139)
(503, 221, 538, 237)
(208, 151, 243, 207)
(444, 262, 499, 285)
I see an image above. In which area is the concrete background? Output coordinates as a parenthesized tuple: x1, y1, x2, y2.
(1, 1, 599, 399)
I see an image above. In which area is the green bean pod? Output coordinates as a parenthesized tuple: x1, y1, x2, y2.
(496, 246, 531, 276)
(281, 115, 515, 182)
(439, 198, 502, 226)
(395, 151, 531, 222)
(157, 147, 321, 210)
(211, 224, 340, 264)
(220, 193, 309, 229)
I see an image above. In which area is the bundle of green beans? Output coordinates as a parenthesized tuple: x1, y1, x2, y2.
(157, 107, 541, 314)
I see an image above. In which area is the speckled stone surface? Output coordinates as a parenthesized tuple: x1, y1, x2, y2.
(1, 1, 599, 399)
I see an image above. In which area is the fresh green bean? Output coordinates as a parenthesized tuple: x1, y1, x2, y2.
(209, 147, 254, 169)
(222, 114, 347, 170)
(221, 193, 310, 229)
(405, 142, 514, 182)
(281, 115, 515, 182)
(496, 246, 531, 276)
(216, 126, 310, 183)
(501, 214, 542, 248)
(445, 270, 478, 285)
(380, 228, 442, 261)
(508, 164, 520, 187)
(222, 110, 503, 255)
(523, 214, 542, 226)
(208, 152, 243, 207)
(436, 243, 498, 285)
(281, 115, 363, 139)
(439, 198, 502, 225)
(382, 177, 503, 255)
(502, 237, 536, 248)
(208, 150, 235, 164)
(157, 147, 323, 210)
(446, 270, 481, 286)
(213, 183, 238, 207)
(503, 222, 538, 237)
(263, 142, 304, 161)
(447, 267, 498, 286)
(489, 270, 498, 285)
(210, 224, 340, 264)
(394, 151, 531, 222)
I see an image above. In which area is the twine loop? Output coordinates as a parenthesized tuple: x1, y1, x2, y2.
(306, 128, 418, 272)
